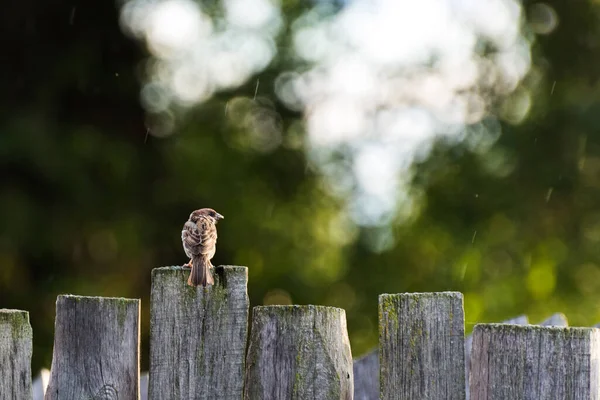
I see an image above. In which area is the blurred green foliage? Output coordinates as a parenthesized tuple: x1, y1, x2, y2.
(2, 0, 600, 373)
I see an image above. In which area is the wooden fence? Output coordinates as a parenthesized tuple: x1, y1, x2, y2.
(2, 265, 599, 399)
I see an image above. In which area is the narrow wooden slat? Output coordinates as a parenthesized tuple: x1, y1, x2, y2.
(244, 305, 353, 400)
(140, 372, 148, 400)
(470, 324, 600, 399)
(379, 292, 465, 400)
(0, 309, 32, 400)
(149, 265, 248, 400)
(353, 350, 378, 400)
(45, 295, 140, 399)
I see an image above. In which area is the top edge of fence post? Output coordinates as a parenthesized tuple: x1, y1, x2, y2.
(0, 308, 30, 314)
(151, 265, 248, 287)
(0, 309, 31, 335)
(253, 304, 346, 314)
(473, 323, 591, 334)
(379, 291, 464, 299)
(0, 309, 30, 323)
(152, 265, 248, 274)
(56, 294, 140, 302)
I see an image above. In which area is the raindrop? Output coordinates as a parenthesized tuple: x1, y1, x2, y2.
(529, 3, 559, 35)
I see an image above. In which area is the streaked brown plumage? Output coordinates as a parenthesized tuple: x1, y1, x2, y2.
(182, 208, 224, 286)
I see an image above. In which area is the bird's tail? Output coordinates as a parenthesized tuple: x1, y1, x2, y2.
(188, 256, 214, 287)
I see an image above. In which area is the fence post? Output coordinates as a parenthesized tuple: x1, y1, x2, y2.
(470, 324, 600, 399)
(244, 305, 353, 400)
(45, 295, 140, 399)
(465, 315, 528, 400)
(379, 292, 465, 400)
(0, 309, 32, 400)
(149, 265, 249, 400)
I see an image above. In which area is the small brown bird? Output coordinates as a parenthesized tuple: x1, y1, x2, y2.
(181, 208, 224, 286)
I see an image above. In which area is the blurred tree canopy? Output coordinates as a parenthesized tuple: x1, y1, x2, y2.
(2, 0, 600, 373)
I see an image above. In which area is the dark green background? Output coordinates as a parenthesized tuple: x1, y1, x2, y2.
(2, 0, 599, 372)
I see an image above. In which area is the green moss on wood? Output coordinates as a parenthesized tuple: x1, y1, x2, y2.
(57, 295, 138, 330)
(115, 299, 130, 329)
(0, 309, 31, 342)
(475, 323, 594, 337)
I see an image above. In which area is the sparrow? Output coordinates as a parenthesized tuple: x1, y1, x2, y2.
(181, 208, 224, 286)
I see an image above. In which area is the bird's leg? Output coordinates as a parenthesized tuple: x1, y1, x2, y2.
(183, 259, 192, 268)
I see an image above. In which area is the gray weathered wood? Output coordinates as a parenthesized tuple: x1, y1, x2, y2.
(0, 309, 32, 400)
(470, 324, 600, 399)
(32, 368, 49, 400)
(149, 265, 248, 400)
(353, 350, 378, 400)
(540, 312, 568, 326)
(465, 315, 528, 400)
(140, 372, 148, 400)
(244, 305, 353, 400)
(379, 292, 465, 400)
(355, 315, 528, 400)
(45, 295, 140, 400)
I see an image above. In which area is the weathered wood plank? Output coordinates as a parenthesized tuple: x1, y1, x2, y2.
(470, 324, 600, 399)
(379, 292, 465, 400)
(356, 315, 528, 400)
(45, 295, 140, 400)
(353, 350, 378, 400)
(244, 305, 353, 400)
(149, 265, 248, 400)
(0, 309, 32, 400)
(465, 315, 528, 400)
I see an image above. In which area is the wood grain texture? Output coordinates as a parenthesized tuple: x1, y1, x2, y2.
(379, 292, 465, 400)
(353, 349, 378, 400)
(149, 265, 248, 400)
(244, 305, 353, 400)
(358, 315, 530, 400)
(470, 324, 600, 400)
(465, 315, 528, 400)
(45, 295, 140, 400)
(356, 314, 530, 400)
(0, 309, 32, 400)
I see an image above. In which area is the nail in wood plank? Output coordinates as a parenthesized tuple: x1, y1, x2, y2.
(149, 265, 248, 400)
(244, 305, 353, 400)
(379, 292, 465, 400)
(470, 324, 600, 399)
(45, 295, 140, 400)
(0, 309, 32, 400)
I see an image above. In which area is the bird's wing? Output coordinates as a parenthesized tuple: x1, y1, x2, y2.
(182, 220, 204, 256)
(196, 216, 218, 256)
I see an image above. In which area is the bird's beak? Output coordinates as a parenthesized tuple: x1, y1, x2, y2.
(216, 213, 224, 220)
